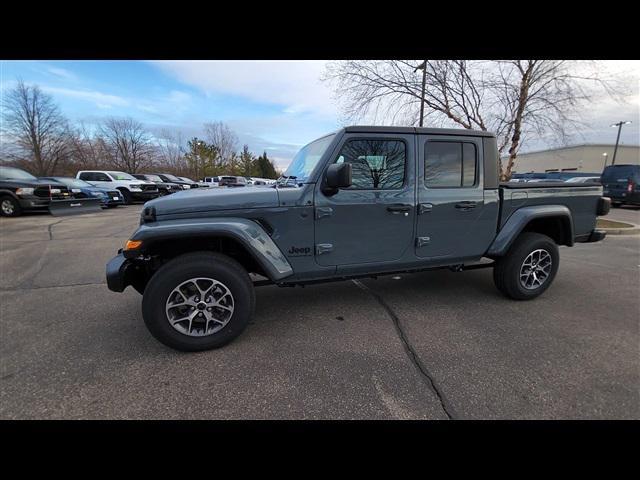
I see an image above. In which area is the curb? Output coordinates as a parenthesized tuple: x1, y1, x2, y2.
(597, 221, 640, 236)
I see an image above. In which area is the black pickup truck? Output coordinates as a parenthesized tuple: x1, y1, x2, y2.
(0, 166, 100, 217)
(107, 126, 610, 351)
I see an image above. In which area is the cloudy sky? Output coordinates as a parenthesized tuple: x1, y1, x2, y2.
(1, 60, 638, 170)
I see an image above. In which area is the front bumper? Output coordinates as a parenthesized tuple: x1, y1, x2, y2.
(106, 252, 133, 292)
(130, 191, 160, 201)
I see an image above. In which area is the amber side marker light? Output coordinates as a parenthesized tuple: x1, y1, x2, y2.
(125, 240, 143, 250)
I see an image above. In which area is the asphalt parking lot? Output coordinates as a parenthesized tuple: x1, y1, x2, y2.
(1, 205, 638, 419)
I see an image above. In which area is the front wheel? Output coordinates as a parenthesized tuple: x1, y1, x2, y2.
(142, 252, 255, 351)
(118, 188, 132, 205)
(493, 232, 559, 300)
(0, 196, 22, 217)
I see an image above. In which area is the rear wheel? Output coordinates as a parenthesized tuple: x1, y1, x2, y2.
(142, 252, 255, 351)
(0, 196, 22, 217)
(493, 232, 559, 300)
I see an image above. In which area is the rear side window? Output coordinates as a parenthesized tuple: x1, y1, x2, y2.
(425, 141, 477, 188)
(334, 138, 406, 190)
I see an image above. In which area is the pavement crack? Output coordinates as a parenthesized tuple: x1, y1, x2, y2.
(352, 279, 456, 420)
(0, 281, 107, 293)
(47, 219, 66, 240)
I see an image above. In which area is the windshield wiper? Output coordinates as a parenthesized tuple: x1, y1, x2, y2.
(276, 175, 299, 187)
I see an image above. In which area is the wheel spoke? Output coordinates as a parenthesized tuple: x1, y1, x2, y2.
(165, 277, 235, 337)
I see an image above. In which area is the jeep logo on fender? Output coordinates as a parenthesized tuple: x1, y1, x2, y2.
(288, 246, 311, 256)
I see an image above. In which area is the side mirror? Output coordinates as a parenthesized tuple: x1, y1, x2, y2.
(325, 162, 352, 191)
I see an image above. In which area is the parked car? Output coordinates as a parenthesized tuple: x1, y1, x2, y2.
(178, 176, 210, 188)
(76, 171, 159, 204)
(564, 176, 601, 184)
(107, 126, 610, 351)
(1, 166, 101, 217)
(218, 176, 248, 187)
(202, 176, 220, 187)
(601, 164, 640, 206)
(132, 174, 182, 196)
(153, 173, 193, 190)
(40, 176, 124, 208)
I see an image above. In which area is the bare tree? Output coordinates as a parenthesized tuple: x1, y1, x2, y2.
(204, 121, 239, 166)
(1, 80, 70, 176)
(100, 117, 154, 173)
(66, 122, 107, 172)
(324, 60, 624, 179)
(155, 129, 187, 172)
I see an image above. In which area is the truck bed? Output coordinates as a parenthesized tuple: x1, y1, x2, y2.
(498, 182, 604, 237)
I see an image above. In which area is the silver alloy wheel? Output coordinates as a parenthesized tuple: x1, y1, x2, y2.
(519, 249, 552, 290)
(165, 277, 235, 337)
(1, 199, 15, 215)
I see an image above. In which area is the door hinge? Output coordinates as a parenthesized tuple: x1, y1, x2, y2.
(315, 207, 334, 219)
(416, 236, 431, 248)
(316, 243, 333, 255)
(418, 203, 433, 214)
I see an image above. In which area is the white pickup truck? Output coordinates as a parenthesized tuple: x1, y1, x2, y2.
(76, 170, 160, 204)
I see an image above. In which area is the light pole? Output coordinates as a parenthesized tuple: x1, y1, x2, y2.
(602, 152, 608, 170)
(610, 121, 632, 165)
(414, 60, 428, 127)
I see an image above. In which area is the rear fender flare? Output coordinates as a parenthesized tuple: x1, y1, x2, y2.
(486, 205, 573, 257)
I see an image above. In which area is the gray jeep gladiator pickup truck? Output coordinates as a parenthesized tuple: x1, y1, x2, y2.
(106, 126, 611, 351)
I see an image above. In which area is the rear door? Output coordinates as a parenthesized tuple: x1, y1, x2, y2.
(314, 132, 415, 267)
(415, 134, 494, 260)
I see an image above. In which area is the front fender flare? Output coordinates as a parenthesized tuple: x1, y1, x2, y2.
(129, 217, 293, 281)
(486, 205, 574, 257)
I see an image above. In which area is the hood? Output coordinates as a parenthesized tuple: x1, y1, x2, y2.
(2, 178, 66, 188)
(148, 185, 280, 216)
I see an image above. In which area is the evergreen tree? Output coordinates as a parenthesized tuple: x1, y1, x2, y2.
(255, 151, 278, 179)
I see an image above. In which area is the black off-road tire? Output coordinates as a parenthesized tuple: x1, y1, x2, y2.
(0, 196, 22, 217)
(142, 251, 255, 351)
(493, 232, 559, 300)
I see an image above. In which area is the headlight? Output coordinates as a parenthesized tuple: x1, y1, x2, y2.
(130, 186, 142, 192)
(92, 191, 105, 197)
(182, 185, 191, 190)
(15, 188, 35, 196)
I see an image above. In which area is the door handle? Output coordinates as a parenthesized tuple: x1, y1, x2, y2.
(387, 204, 412, 214)
(455, 201, 477, 210)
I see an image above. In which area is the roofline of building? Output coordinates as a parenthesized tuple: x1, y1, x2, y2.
(511, 143, 640, 157)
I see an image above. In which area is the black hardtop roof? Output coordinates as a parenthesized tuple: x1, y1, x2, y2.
(343, 125, 494, 137)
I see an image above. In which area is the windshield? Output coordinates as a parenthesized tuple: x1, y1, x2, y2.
(162, 174, 182, 182)
(282, 134, 336, 183)
(144, 175, 163, 183)
(108, 171, 137, 181)
(179, 177, 195, 183)
(0, 166, 37, 181)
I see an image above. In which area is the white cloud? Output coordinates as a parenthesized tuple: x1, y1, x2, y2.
(46, 66, 78, 82)
(150, 60, 338, 117)
(41, 86, 130, 108)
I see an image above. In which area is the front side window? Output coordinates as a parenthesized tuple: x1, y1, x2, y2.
(425, 141, 477, 188)
(334, 139, 406, 190)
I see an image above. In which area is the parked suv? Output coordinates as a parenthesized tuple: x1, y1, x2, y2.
(219, 176, 247, 187)
(601, 164, 640, 206)
(76, 170, 159, 204)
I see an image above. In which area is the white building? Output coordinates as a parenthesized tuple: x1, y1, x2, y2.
(508, 144, 640, 174)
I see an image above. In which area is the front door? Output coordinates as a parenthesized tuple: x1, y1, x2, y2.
(415, 135, 493, 260)
(314, 133, 415, 267)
